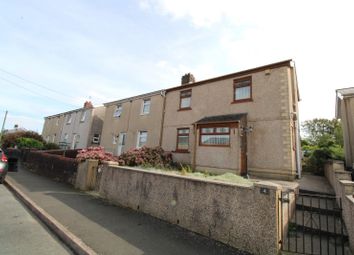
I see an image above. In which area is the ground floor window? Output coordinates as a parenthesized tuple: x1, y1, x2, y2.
(199, 125, 230, 146)
(137, 131, 148, 148)
(176, 128, 190, 151)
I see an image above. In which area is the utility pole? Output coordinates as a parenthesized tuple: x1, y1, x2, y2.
(0, 110, 8, 145)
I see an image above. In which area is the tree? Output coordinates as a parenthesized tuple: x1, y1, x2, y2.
(301, 118, 344, 175)
(302, 118, 343, 146)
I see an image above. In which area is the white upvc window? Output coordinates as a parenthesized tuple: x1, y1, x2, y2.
(141, 99, 151, 115)
(63, 133, 68, 143)
(92, 134, 100, 144)
(113, 105, 122, 118)
(112, 134, 117, 144)
(80, 110, 87, 122)
(137, 131, 148, 148)
(46, 136, 50, 142)
(52, 134, 56, 143)
(66, 114, 72, 124)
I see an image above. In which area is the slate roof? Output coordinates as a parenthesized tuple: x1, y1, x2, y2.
(195, 113, 247, 124)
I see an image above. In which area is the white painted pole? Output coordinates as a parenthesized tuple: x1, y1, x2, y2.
(0, 110, 8, 145)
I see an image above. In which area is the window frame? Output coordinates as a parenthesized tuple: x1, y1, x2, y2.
(80, 110, 87, 122)
(137, 131, 148, 148)
(179, 89, 192, 111)
(141, 99, 151, 115)
(66, 114, 72, 124)
(199, 124, 232, 147)
(233, 76, 252, 103)
(113, 105, 123, 118)
(93, 134, 100, 144)
(176, 128, 190, 152)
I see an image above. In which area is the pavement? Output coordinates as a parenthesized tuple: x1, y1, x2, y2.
(0, 184, 73, 255)
(297, 173, 335, 195)
(6, 165, 248, 255)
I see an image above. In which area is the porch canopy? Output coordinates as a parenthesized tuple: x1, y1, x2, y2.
(194, 113, 247, 125)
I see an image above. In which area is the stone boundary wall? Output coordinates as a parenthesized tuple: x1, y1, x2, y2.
(97, 163, 282, 255)
(325, 161, 354, 252)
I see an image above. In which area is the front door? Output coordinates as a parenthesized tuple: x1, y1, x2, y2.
(240, 129, 248, 176)
(117, 132, 126, 156)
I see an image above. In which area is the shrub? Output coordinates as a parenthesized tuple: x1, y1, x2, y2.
(16, 137, 44, 149)
(118, 146, 172, 168)
(44, 142, 60, 150)
(76, 146, 118, 163)
(24, 151, 78, 183)
(1, 131, 44, 149)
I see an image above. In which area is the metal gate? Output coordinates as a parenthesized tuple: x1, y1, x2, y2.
(279, 191, 350, 255)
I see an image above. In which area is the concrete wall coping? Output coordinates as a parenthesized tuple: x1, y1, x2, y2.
(339, 180, 354, 185)
(254, 181, 282, 190)
(105, 164, 261, 190)
(346, 194, 354, 203)
(334, 169, 351, 174)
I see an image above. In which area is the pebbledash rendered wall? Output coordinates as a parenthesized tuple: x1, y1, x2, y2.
(162, 61, 300, 180)
(97, 163, 283, 255)
(325, 161, 354, 253)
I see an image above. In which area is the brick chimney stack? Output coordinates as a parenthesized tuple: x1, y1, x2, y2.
(181, 73, 195, 85)
(83, 101, 93, 109)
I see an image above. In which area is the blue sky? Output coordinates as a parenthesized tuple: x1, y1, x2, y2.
(0, 0, 353, 133)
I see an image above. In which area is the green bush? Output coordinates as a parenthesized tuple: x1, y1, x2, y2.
(118, 146, 172, 168)
(16, 137, 44, 149)
(1, 131, 45, 149)
(43, 142, 60, 150)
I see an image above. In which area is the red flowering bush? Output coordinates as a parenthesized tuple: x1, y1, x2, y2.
(76, 146, 118, 163)
(118, 146, 172, 167)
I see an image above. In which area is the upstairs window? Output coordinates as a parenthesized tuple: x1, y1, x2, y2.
(137, 131, 148, 148)
(234, 76, 252, 102)
(80, 110, 87, 122)
(113, 105, 122, 118)
(176, 128, 190, 152)
(141, 99, 151, 115)
(200, 126, 230, 146)
(179, 90, 192, 110)
(66, 114, 72, 124)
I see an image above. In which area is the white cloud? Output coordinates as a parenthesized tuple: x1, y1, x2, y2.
(141, 0, 354, 122)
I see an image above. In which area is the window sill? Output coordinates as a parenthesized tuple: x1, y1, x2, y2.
(231, 98, 253, 104)
(173, 150, 190, 154)
(178, 107, 192, 112)
(199, 144, 230, 147)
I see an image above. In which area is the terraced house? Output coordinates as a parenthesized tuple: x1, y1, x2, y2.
(42, 101, 105, 149)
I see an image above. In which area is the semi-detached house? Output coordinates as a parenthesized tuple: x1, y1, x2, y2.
(99, 60, 301, 180)
(100, 91, 164, 155)
(162, 60, 300, 180)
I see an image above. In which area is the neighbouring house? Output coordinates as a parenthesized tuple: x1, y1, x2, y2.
(161, 60, 301, 180)
(42, 101, 105, 149)
(336, 87, 354, 172)
(100, 91, 165, 155)
(42, 114, 65, 144)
